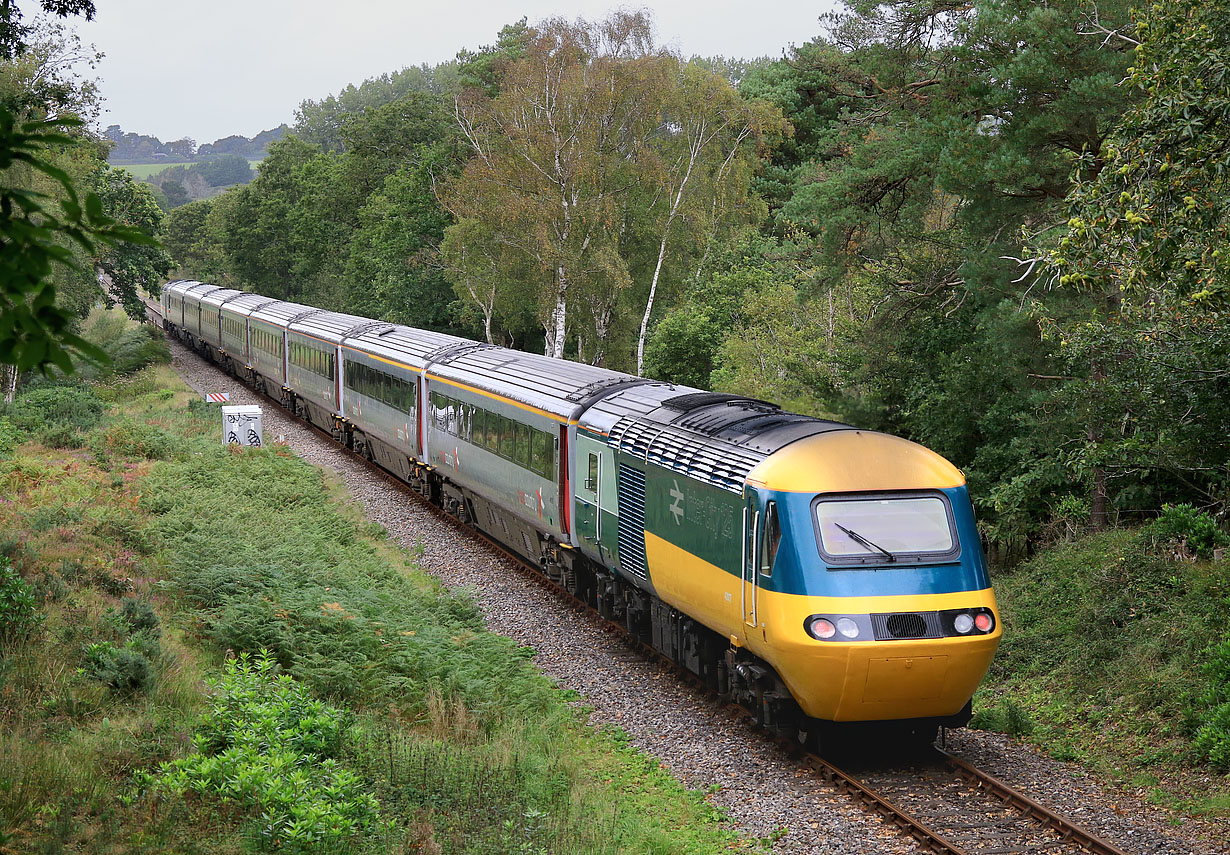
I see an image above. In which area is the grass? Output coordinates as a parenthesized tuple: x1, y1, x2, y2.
(112, 159, 264, 180)
(972, 527, 1230, 821)
(0, 319, 743, 853)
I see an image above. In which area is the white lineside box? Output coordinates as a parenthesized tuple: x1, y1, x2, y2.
(221, 405, 263, 447)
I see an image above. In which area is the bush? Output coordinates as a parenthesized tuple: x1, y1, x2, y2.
(970, 696, 1034, 736)
(1195, 638, 1230, 770)
(37, 422, 85, 449)
(90, 418, 174, 461)
(1148, 503, 1229, 559)
(105, 326, 170, 377)
(118, 598, 160, 636)
(6, 385, 104, 434)
(152, 652, 379, 852)
(0, 416, 21, 459)
(0, 557, 42, 643)
(209, 598, 296, 666)
(82, 640, 154, 693)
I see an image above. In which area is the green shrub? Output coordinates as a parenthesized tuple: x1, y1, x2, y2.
(90, 418, 174, 461)
(36, 421, 84, 449)
(209, 598, 296, 666)
(105, 326, 171, 377)
(152, 652, 378, 852)
(1195, 638, 1230, 770)
(0, 557, 42, 643)
(6, 385, 104, 434)
(0, 416, 21, 459)
(118, 598, 160, 636)
(1148, 503, 1229, 559)
(81, 640, 154, 693)
(970, 696, 1034, 736)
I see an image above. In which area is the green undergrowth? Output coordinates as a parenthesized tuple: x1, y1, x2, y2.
(972, 523, 1230, 821)
(0, 323, 742, 853)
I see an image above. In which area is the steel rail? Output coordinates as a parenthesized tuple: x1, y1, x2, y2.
(151, 307, 1133, 855)
(940, 750, 1130, 855)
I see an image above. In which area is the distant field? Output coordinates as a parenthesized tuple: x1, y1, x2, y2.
(113, 159, 264, 180)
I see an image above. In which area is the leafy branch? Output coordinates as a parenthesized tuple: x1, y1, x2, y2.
(1, 106, 156, 372)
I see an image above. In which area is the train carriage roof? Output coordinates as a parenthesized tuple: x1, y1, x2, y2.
(217, 293, 282, 317)
(162, 279, 198, 296)
(248, 300, 318, 328)
(427, 347, 647, 421)
(289, 310, 373, 345)
(343, 325, 471, 373)
(591, 385, 856, 494)
(180, 282, 225, 303)
(198, 288, 245, 309)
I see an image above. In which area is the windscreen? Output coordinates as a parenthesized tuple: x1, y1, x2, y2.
(815, 495, 955, 560)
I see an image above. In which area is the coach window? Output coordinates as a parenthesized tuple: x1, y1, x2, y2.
(514, 423, 531, 469)
(497, 417, 514, 459)
(531, 430, 553, 478)
(759, 501, 781, 577)
(469, 407, 483, 445)
(486, 414, 503, 453)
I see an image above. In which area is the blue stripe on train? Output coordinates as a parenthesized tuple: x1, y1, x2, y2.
(757, 486, 991, 598)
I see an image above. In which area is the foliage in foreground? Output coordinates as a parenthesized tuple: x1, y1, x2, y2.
(148, 652, 381, 852)
(0, 351, 740, 853)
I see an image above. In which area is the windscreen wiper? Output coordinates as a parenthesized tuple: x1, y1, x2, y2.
(835, 523, 896, 562)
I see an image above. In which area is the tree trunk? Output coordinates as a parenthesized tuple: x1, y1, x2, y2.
(1089, 357, 1109, 529)
(637, 231, 671, 375)
(545, 265, 568, 359)
(592, 302, 613, 368)
(2, 363, 16, 406)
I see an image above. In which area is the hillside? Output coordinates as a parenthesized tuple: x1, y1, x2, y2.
(0, 311, 742, 854)
(974, 524, 1230, 814)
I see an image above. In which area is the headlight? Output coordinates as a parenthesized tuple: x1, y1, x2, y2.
(953, 613, 974, 634)
(807, 617, 836, 639)
(836, 617, 860, 639)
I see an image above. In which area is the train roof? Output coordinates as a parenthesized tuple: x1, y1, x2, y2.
(289, 310, 374, 345)
(427, 346, 647, 421)
(162, 279, 197, 296)
(181, 282, 224, 302)
(198, 288, 246, 309)
(343, 325, 472, 373)
(597, 387, 856, 494)
(249, 299, 318, 327)
(217, 293, 282, 317)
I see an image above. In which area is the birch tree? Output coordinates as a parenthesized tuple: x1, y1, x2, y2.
(441, 12, 666, 358)
(635, 61, 780, 373)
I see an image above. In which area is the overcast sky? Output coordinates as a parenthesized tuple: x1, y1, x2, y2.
(43, 0, 838, 144)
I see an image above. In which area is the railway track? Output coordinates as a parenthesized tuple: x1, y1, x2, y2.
(148, 301, 1136, 855)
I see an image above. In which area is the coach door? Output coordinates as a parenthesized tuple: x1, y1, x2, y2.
(742, 491, 760, 634)
(742, 488, 781, 639)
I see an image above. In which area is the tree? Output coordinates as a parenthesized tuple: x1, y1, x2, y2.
(294, 65, 447, 152)
(633, 59, 779, 373)
(1033, 0, 1230, 520)
(0, 0, 95, 60)
(723, 0, 1138, 541)
(92, 164, 173, 318)
(1, 111, 153, 373)
(165, 136, 195, 159)
(444, 12, 670, 359)
(344, 144, 462, 333)
(193, 153, 252, 186)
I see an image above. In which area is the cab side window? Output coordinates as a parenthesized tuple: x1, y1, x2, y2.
(760, 501, 781, 576)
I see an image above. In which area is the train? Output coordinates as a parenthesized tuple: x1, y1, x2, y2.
(160, 279, 1001, 747)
